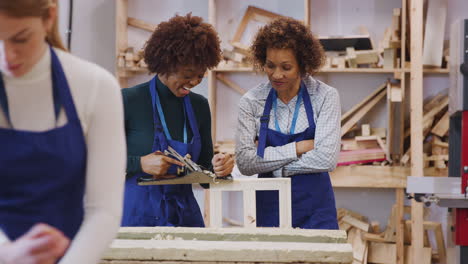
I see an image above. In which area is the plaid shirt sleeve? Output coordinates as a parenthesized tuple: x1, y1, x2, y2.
(235, 85, 298, 176)
(281, 85, 341, 177)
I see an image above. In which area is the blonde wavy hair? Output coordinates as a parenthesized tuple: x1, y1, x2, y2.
(0, 0, 66, 51)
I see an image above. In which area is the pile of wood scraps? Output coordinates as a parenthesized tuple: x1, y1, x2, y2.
(339, 82, 390, 166)
(337, 207, 446, 264)
(117, 47, 147, 71)
(322, 7, 402, 70)
(117, 17, 157, 72)
(401, 92, 449, 175)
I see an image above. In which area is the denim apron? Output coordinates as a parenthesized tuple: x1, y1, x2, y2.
(256, 81, 338, 229)
(122, 76, 204, 227)
(0, 47, 86, 240)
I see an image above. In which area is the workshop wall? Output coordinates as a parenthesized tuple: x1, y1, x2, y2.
(58, 2, 467, 260)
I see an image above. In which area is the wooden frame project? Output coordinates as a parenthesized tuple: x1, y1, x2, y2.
(230, 6, 285, 53)
(209, 178, 292, 228)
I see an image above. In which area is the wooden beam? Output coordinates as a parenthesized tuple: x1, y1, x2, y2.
(341, 82, 386, 122)
(216, 73, 247, 95)
(396, 189, 405, 264)
(330, 166, 407, 188)
(304, 0, 311, 28)
(127, 17, 156, 32)
(342, 215, 369, 232)
(115, 0, 128, 88)
(423, 96, 448, 123)
(431, 111, 449, 137)
(341, 88, 387, 137)
(410, 0, 425, 262)
(367, 242, 432, 264)
(422, 0, 447, 67)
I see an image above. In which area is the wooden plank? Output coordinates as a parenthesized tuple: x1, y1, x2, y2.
(127, 17, 156, 32)
(342, 215, 369, 232)
(423, 96, 448, 123)
(351, 229, 368, 263)
(115, 0, 128, 88)
(337, 208, 368, 222)
(361, 124, 371, 136)
(304, 0, 310, 28)
(410, 0, 425, 262)
(367, 242, 432, 264)
(208, 70, 217, 142)
(431, 111, 449, 137)
(362, 232, 387, 243)
(216, 73, 247, 95)
(433, 222, 447, 264)
(243, 188, 256, 228)
(278, 178, 292, 228)
(384, 205, 397, 242)
(396, 189, 405, 264)
(422, 0, 447, 67)
(346, 47, 358, 68)
(341, 88, 387, 136)
(341, 82, 386, 122)
(404, 220, 447, 264)
(330, 166, 407, 188)
(208, 189, 222, 228)
(231, 6, 283, 47)
(118, 226, 348, 243)
(384, 48, 397, 69)
(103, 239, 353, 263)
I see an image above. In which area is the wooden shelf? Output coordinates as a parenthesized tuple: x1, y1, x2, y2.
(213, 67, 449, 74)
(330, 165, 447, 188)
(213, 66, 255, 72)
(330, 165, 407, 188)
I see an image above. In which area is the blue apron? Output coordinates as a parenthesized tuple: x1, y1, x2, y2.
(256, 81, 338, 229)
(122, 76, 204, 227)
(0, 47, 86, 240)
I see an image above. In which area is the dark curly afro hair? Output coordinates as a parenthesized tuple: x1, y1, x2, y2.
(251, 17, 325, 76)
(144, 13, 221, 75)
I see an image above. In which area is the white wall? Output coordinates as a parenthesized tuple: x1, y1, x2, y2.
(62, 2, 468, 259)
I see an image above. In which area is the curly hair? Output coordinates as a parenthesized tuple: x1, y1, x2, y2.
(251, 17, 325, 76)
(144, 13, 221, 75)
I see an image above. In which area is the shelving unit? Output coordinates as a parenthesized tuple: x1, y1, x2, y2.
(114, 1, 445, 263)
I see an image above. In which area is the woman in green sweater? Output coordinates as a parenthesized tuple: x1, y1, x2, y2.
(121, 14, 234, 227)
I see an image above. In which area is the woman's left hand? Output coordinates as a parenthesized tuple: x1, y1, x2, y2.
(211, 153, 234, 177)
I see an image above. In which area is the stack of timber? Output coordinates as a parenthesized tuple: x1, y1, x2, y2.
(337, 207, 446, 264)
(100, 226, 353, 264)
(117, 47, 147, 72)
(401, 92, 449, 176)
(339, 82, 389, 166)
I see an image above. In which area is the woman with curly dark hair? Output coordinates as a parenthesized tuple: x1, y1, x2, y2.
(235, 17, 341, 229)
(121, 14, 234, 227)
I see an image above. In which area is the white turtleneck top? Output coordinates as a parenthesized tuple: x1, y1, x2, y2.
(0, 47, 126, 264)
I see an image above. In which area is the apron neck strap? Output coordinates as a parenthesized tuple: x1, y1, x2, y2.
(150, 76, 199, 150)
(272, 88, 303, 135)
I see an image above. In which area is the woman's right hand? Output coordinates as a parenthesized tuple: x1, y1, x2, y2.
(0, 223, 70, 264)
(295, 139, 315, 156)
(141, 151, 185, 178)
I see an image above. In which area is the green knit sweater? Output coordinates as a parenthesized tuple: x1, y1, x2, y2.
(122, 77, 213, 178)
